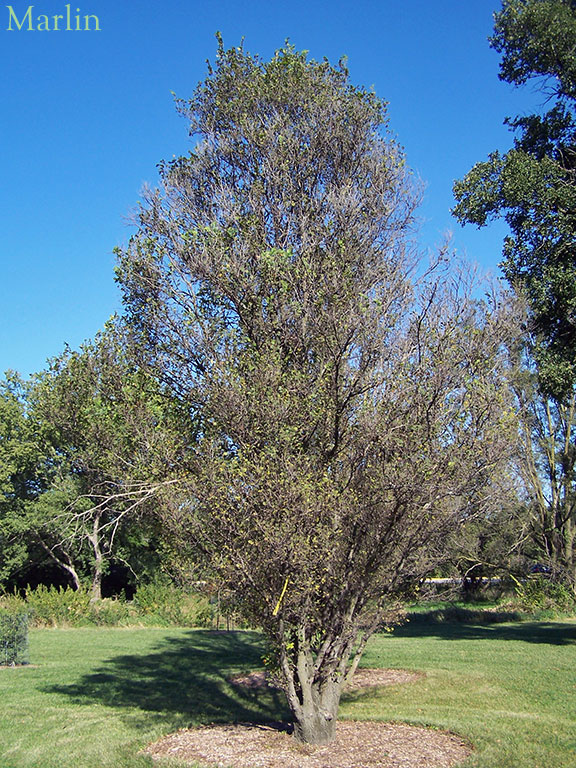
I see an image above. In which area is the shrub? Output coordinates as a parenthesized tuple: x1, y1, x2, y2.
(184, 593, 213, 628)
(516, 577, 576, 615)
(132, 580, 184, 624)
(1, 582, 213, 629)
(24, 585, 93, 627)
(24, 586, 134, 627)
(133, 580, 212, 627)
(89, 597, 131, 626)
(0, 609, 29, 665)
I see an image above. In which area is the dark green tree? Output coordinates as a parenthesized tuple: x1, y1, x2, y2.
(453, 1, 576, 586)
(117, 42, 516, 744)
(0, 373, 52, 587)
(453, 0, 576, 400)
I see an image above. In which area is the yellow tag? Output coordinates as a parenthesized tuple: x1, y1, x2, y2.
(272, 577, 289, 616)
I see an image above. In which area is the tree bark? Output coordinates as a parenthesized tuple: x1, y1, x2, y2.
(37, 537, 82, 590)
(279, 624, 348, 745)
(292, 698, 338, 744)
(90, 563, 103, 602)
(88, 513, 103, 602)
(290, 674, 342, 745)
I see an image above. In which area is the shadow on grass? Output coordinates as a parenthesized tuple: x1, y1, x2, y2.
(397, 611, 576, 645)
(45, 630, 290, 729)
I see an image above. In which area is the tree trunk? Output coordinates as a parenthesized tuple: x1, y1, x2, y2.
(280, 629, 345, 745)
(64, 563, 82, 591)
(91, 565, 103, 602)
(292, 702, 338, 744)
(37, 537, 82, 590)
(290, 676, 342, 744)
(88, 513, 103, 602)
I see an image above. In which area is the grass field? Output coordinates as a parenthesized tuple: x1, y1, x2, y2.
(0, 613, 574, 768)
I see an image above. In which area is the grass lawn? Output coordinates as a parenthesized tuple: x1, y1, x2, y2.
(0, 615, 574, 768)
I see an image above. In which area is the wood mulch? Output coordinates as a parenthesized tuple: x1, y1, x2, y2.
(145, 721, 471, 768)
(227, 668, 422, 691)
(144, 669, 472, 768)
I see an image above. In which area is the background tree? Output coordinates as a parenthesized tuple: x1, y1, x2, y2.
(511, 348, 576, 583)
(0, 373, 56, 588)
(117, 42, 517, 744)
(28, 318, 187, 599)
(453, 0, 576, 586)
(453, 0, 576, 400)
(444, 501, 529, 593)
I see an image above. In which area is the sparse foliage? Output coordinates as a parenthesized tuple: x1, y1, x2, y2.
(117, 42, 517, 743)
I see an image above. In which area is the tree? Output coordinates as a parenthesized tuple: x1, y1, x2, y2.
(510, 343, 576, 583)
(29, 319, 187, 599)
(453, 0, 576, 401)
(453, 0, 576, 586)
(116, 42, 516, 744)
(0, 373, 53, 588)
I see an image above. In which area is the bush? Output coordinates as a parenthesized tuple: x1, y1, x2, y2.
(0, 582, 213, 629)
(88, 596, 131, 626)
(24, 585, 93, 627)
(133, 580, 212, 627)
(3, 586, 130, 628)
(515, 577, 576, 615)
(0, 610, 29, 665)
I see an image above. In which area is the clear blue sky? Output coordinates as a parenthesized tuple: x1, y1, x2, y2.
(0, 0, 539, 377)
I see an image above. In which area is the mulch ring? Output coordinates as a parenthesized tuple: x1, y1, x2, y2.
(144, 721, 472, 767)
(228, 667, 423, 691)
(145, 669, 472, 767)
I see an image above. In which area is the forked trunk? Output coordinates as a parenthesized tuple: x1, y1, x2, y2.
(279, 622, 366, 745)
(37, 538, 82, 590)
(285, 656, 344, 744)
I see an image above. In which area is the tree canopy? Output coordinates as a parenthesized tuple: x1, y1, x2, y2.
(453, 0, 576, 586)
(116, 41, 516, 744)
(0, 321, 188, 598)
(453, 0, 576, 400)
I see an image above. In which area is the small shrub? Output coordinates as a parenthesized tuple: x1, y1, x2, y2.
(24, 584, 93, 627)
(89, 598, 131, 626)
(0, 591, 26, 613)
(0, 610, 29, 665)
(133, 580, 185, 625)
(515, 577, 576, 615)
(182, 592, 213, 628)
(133, 580, 213, 627)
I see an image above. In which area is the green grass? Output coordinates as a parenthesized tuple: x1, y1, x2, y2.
(347, 614, 576, 768)
(0, 616, 575, 768)
(0, 628, 284, 768)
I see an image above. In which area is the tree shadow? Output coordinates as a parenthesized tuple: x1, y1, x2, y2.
(45, 630, 290, 729)
(395, 612, 576, 645)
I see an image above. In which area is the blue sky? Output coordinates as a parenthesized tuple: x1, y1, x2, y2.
(1, 0, 539, 377)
